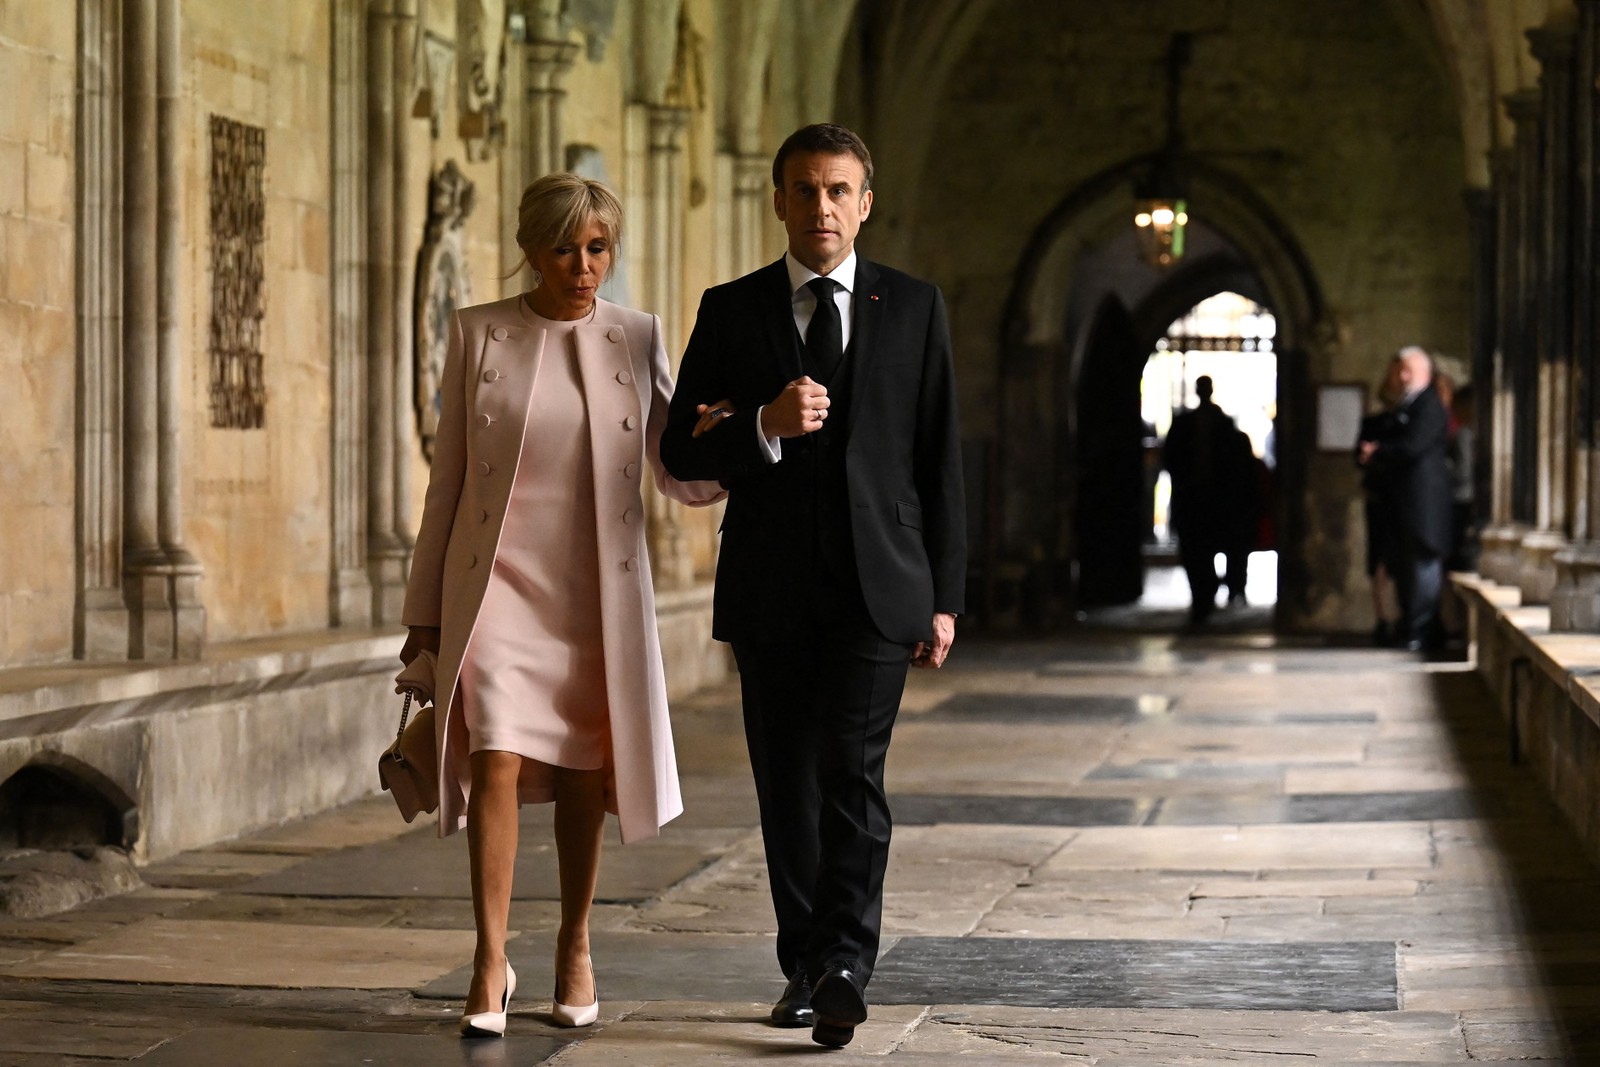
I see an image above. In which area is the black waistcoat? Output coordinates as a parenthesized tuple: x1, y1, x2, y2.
(796, 330, 858, 585)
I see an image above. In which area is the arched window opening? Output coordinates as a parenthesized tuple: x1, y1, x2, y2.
(0, 762, 137, 851)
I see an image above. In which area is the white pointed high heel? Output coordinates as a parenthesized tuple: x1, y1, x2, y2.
(551, 954, 599, 1028)
(460, 960, 516, 1038)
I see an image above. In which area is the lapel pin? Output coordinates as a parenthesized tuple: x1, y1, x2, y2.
(869, 294, 880, 301)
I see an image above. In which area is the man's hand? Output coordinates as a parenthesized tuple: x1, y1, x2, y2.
(399, 625, 440, 666)
(911, 613, 957, 669)
(759, 377, 830, 439)
(1357, 440, 1378, 465)
(693, 399, 736, 438)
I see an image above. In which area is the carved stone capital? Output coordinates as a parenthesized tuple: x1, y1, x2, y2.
(733, 153, 768, 197)
(1550, 540, 1600, 630)
(1479, 523, 1531, 586)
(1517, 528, 1569, 605)
(647, 104, 692, 153)
(524, 37, 580, 87)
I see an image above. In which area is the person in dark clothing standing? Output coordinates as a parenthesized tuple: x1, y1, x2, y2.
(1222, 425, 1264, 606)
(1163, 376, 1247, 625)
(1359, 347, 1452, 652)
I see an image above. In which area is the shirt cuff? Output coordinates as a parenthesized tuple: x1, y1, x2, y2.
(755, 406, 782, 463)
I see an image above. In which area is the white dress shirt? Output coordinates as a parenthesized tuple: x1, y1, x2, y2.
(755, 251, 858, 462)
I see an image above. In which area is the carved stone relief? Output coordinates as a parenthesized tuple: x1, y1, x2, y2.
(414, 161, 476, 460)
(458, 0, 506, 159)
(413, 29, 456, 139)
(207, 115, 267, 430)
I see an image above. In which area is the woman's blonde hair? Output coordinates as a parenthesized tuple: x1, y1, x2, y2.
(513, 173, 623, 279)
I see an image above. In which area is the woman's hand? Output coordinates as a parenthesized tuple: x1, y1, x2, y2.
(693, 399, 736, 438)
(399, 625, 441, 666)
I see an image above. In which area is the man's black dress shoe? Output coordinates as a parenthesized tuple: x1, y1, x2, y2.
(770, 972, 813, 1028)
(810, 967, 867, 1048)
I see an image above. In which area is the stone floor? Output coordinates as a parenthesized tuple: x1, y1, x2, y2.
(5, 600, 1600, 1063)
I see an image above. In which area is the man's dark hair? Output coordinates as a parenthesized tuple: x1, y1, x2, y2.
(771, 123, 874, 192)
(1195, 375, 1214, 400)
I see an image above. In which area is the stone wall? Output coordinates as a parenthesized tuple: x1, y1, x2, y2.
(0, 7, 75, 666)
(183, 0, 335, 641)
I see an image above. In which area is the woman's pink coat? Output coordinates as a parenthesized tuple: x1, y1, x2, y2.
(402, 295, 723, 842)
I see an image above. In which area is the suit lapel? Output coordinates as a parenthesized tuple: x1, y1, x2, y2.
(760, 259, 804, 385)
(844, 257, 882, 435)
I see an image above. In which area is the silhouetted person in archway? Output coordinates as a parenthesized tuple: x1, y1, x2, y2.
(1163, 376, 1249, 625)
(1358, 347, 1452, 652)
(1222, 426, 1264, 605)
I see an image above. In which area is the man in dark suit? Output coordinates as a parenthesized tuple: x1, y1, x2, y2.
(1359, 346, 1451, 651)
(660, 123, 965, 1049)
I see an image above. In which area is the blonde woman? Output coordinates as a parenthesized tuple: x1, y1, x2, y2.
(398, 174, 724, 1038)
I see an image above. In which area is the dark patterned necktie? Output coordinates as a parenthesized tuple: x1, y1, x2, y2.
(804, 277, 843, 382)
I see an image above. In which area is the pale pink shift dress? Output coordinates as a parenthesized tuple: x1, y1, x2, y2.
(456, 308, 610, 773)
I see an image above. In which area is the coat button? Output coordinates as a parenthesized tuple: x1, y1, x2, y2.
(466, 553, 478, 568)
(478, 461, 492, 476)
(483, 369, 500, 382)
(623, 415, 638, 430)
(622, 509, 636, 525)
(607, 326, 623, 342)
(615, 370, 633, 385)
(624, 462, 639, 479)
(479, 508, 490, 524)
(491, 326, 508, 341)
(622, 557, 637, 572)
(478, 413, 492, 428)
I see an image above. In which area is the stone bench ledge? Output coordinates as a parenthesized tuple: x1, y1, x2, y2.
(1453, 573, 1600, 730)
(0, 628, 403, 736)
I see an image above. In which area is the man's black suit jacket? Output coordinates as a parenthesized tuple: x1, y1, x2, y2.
(1373, 383, 1452, 557)
(661, 257, 966, 645)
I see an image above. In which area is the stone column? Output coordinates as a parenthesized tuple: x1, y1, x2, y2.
(1480, 147, 1525, 586)
(732, 152, 770, 277)
(75, 0, 129, 659)
(643, 104, 695, 588)
(1551, 3, 1600, 629)
(329, 0, 372, 626)
(501, 5, 579, 289)
(123, 0, 200, 659)
(1526, 21, 1580, 608)
(365, 0, 408, 622)
(389, 0, 418, 565)
(1464, 186, 1495, 542)
(1505, 88, 1563, 603)
(154, 0, 204, 655)
(1537, 20, 1578, 518)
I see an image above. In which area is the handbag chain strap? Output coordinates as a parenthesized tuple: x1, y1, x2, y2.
(395, 690, 413, 746)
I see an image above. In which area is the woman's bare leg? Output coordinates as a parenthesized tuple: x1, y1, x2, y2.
(551, 765, 606, 1005)
(466, 749, 523, 1014)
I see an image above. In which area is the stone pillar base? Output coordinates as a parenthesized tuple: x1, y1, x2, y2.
(1551, 541, 1600, 631)
(330, 567, 374, 628)
(76, 589, 130, 661)
(1516, 529, 1568, 606)
(368, 548, 409, 625)
(1478, 524, 1529, 586)
(125, 550, 207, 661)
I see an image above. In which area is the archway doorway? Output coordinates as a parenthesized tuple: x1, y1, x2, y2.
(989, 156, 1324, 631)
(1142, 292, 1279, 620)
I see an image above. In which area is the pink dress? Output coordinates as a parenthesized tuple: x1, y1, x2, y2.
(457, 309, 610, 773)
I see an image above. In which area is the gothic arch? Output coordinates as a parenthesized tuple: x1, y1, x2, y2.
(988, 155, 1331, 628)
